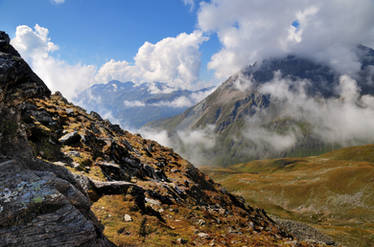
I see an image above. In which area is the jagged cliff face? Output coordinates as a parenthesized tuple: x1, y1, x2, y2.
(0, 31, 327, 246)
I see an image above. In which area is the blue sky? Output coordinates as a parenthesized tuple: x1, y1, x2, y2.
(2, 0, 373, 100)
(1, 0, 219, 80)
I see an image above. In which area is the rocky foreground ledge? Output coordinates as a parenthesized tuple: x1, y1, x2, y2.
(0, 31, 329, 246)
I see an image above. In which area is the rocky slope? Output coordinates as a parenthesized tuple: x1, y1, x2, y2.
(148, 47, 374, 166)
(0, 31, 328, 246)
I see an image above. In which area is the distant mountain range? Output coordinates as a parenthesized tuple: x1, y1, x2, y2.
(75, 81, 213, 129)
(149, 45, 374, 166)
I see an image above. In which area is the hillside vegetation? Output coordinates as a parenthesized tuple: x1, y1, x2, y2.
(203, 145, 374, 247)
(0, 30, 330, 247)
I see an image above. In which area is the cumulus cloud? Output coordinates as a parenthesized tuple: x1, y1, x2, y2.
(11, 25, 96, 100)
(95, 31, 209, 89)
(198, 0, 374, 79)
(11, 25, 209, 100)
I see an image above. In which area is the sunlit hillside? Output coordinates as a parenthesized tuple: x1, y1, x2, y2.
(203, 145, 374, 246)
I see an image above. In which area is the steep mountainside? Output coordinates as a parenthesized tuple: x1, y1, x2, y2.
(0, 31, 328, 246)
(76, 81, 212, 128)
(202, 144, 374, 247)
(149, 46, 374, 166)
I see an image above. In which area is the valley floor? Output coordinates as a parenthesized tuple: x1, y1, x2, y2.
(202, 144, 374, 247)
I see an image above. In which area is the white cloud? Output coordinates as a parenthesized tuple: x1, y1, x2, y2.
(182, 0, 195, 11)
(11, 25, 96, 100)
(152, 88, 214, 108)
(198, 0, 374, 79)
(122, 87, 214, 109)
(11, 24, 58, 59)
(140, 129, 173, 148)
(141, 125, 216, 165)
(11, 25, 209, 100)
(254, 73, 374, 146)
(52, 0, 65, 4)
(123, 100, 146, 107)
(95, 31, 208, 89)
(146, 82, 175, 94)
(94, 59, 130, 84)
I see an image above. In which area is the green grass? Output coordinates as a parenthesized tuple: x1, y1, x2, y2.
(202, 144, 374, 247)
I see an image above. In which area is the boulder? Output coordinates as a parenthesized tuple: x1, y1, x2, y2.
(123, 214, 133, 222)
(0, 159, 114, 247)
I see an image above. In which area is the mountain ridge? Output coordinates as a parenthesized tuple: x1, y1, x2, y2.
(0, 31, 327, 246)
(148, 45, 374, 166)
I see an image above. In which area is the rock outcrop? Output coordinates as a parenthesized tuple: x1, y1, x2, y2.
(0, 31, 326, 246)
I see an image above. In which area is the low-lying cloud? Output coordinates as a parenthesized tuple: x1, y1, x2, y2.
(239, 72, 374, 156)
(145, 70, 374, 165)
(141, 125, 216, 165)
(121, 87, 214, 109)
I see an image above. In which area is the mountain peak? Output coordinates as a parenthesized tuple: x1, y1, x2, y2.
(0, 31, 19, 56)
(0, 32, 327, 246)
(0, 31, 10, 45)
(0, 31, 50, 103)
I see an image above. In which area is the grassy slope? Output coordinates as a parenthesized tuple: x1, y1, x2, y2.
(202, 144, 374, 247)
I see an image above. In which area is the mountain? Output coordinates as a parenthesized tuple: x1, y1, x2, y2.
(202, 144, 374, 247)
(0, 31, 328, 246)
(76, 80, 213, 129)
(148, 45, 374, 166)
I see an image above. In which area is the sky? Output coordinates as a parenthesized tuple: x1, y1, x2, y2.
(2, 0, 374, 100)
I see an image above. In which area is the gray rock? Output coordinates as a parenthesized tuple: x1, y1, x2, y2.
(123, 214, 133, 222)
(98, 162, 131, 181)
(197, 232, 209, 238)
(0, 31, 10, 44)
(198, 219, 206, 226)
(59, 131, 81, 145)
(0, 159, 115, 247)
(272, 216, 337, 246)
(66, 108, 74, 115)
(90, 179, 138, 196)
(177, 238, 188, 244)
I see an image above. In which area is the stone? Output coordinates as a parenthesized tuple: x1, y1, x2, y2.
(0, 31, 10, 44)
(66, 108, 74, 114)
(198, 219, 206, 226)
(177, 238, 188, 244)
(0, 159, 114, 247)
(171, 168, 181, 173)
(145, 197, 161, 206)
(90, 179, 139, 197)
(124, 214, 133, 222)
(98, 162, 131, 181)
(59, 131, 81, 145)
(197, 232, 209, 238)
